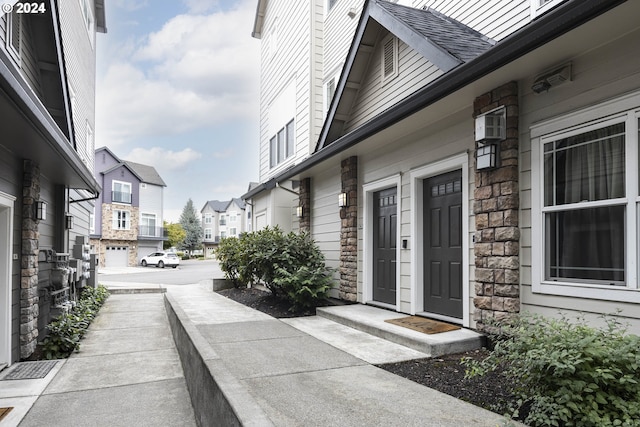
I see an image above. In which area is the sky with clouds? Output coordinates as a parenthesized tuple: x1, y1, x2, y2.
(96, 0, 260, 222)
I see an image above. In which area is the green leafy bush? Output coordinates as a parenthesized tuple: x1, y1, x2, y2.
(215, 227, 334, 309)
(463, 313, 640, 427)
(41, 285, 110, 359)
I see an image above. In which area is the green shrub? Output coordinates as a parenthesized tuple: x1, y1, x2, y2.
(215, 227, 334, 309)
(41, 285, 110, 359)
(463, 313, 640, 427)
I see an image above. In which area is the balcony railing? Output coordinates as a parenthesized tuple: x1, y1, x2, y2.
(138, 226, 166, 240)
(112, 191, 132, 204)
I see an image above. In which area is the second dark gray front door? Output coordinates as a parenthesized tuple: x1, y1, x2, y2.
(373, 187, 397, 305)
(424, 170, 463, 318)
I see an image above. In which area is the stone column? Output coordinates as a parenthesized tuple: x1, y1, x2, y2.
(299, 178, 311, 232)
(472, 82, 520, 333)
(21, 160, 40, 358)
(339, 156, 358, 301)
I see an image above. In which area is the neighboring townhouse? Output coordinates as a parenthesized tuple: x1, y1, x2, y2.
(201, 198, 247, 257)
(247, 0, 640, 334)
(91, 147, 167, 267)
(0, 1, 106, 364)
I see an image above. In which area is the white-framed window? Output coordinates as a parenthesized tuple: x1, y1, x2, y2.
(112, 210, 130, 230)
(220, 231, 227, 239)
(86, 121, 94, 157)
(89, 209, 95, 234)
(381, 34, 398, 84)
(112, 180, 132, 204)
(269, 119, 295, 168)
(79, 0, 95, 48)
(229, 213, 237, 223)
(6, 11, 21, 62)
(204, 228, 212, 240)
(530, 0, 564, 18)
(327, 0, 338, 13)
(204, 213, 212, 224)
(230, 227, 237, 236)
(531, 92, 640, 303)
(219, 214, 226, 226)
(324, 75, 337, 116)
(140, 213, 157, 237)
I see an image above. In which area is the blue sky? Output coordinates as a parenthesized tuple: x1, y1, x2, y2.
(96, 0, 260, 222)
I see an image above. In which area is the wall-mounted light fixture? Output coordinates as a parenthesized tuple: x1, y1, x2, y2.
(531, 62, 572, 94)
(338, 192, 348, 207)
(65, 214, 74, 230)
(34, 201, 47, 220)
(296, 206, 303, 218)
(476, 144, 498, 170)
(475, 107, 506, 171)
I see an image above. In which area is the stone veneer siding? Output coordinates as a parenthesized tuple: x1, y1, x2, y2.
(94, 203, 140, 267)
(21, 160, 40, 358)
(299, 177, 311, 232)
(472, 81, 520, 332)
(339, 157, 358, 301)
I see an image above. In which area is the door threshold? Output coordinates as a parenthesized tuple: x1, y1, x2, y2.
(416, 311, 463, 326)
(365, 300, 397, 312)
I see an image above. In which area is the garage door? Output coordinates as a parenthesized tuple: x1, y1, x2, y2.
(138, 244, 160, 263)
(105, 246, 128, 268)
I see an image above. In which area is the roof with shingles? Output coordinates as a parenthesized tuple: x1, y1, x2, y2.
(124, 161, 167, 187)
(377, 1, 494, 63)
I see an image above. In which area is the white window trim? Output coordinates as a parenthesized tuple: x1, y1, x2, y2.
(530, 0, 564, 18)
(409, 153, 470, 327)
(362, 174, 402, 310)
(269, 119, 296, 171)
(112, 180, 132, 204)
(323, 74, 338, 116)
(204, 213, 212, 224)
(112, 209, 130, 230)
(204, 228, 212, 239)
(530, 90, 640, 303)
(6, 11, 20, 63)
(79, 0, 95, 49)
(0, 191, 16, 366)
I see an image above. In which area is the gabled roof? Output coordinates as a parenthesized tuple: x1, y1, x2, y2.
(101, 162, 144, 183)
(125, 161, 167, 187)
(202, 200, 231, 213)
(229, 197, 246, 210)
(317, 0, 494, 150)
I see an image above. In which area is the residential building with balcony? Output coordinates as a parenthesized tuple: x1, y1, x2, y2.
(201, 198, 247, 258)
(0, 0, 106, 364)
(91, 147, 167, 267)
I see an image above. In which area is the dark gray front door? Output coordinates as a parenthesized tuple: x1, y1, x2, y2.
(373, 187, 397, 305)
(424, 170, 462, 318)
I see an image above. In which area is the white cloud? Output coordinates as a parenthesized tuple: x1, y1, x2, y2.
(212, 148, 234, 159)
(182, 0, 219, 14)
(96, 0, 259, 147)
(124, 147, 202, 171)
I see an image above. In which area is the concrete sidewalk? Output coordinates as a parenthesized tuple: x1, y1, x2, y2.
(5, 283, 518, 426)
(15, 292, 196, 427)
(166, 284, 515, 426)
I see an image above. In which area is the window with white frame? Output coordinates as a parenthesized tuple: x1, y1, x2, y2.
(269, 119, 295, 168)
(89, 209, 95, 234)
(381, 34, 398, 84)
(230, 227, 237, 236)
(204, 213, 212, 224)
(112, 180, 132, 204)
(140, 213, 157, 237)
(204, 228, 212, 240)
(6, 11, 21, 62)
(532, 96, 640, 301)
(112, 210, 130, 230)
(219, 214, 226, 226)
(86, 121, 94, 157)
(229, 213, 236, 223)
(79, 0, 95, 48)
(324, 76, 337, 116)
(530, 0, 564, 18)
(220, 231, 227, 239)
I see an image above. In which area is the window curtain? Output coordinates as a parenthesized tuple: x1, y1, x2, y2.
(546, 124, 625, 283)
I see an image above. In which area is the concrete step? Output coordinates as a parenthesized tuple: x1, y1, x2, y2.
(316, 304, 485, 357)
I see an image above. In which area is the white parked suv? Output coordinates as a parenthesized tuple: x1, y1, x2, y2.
(140, 251, 180, 268)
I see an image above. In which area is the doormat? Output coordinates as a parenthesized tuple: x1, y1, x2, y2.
(385, 316, 460, 334)
(0, 360, 58, 380)
(0, 407, 13, 421)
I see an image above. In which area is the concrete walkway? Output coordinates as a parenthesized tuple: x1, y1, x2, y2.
(15, 292, 196, 427)
(3, 282, 519, 426)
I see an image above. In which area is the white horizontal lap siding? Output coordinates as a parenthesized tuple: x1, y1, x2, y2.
(139, 184, 163, 219)
(344, 41, 441, 133)
(58, 0, 97, 171)
(519, 29, 640, 333)
(309, 166, 341, 278)
(258, 0, 312, 181)
(323, 0, 362, 80)
(416, 0, 530, 41)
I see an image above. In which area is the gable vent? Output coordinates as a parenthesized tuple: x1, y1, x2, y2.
(382, 35, 398, 82)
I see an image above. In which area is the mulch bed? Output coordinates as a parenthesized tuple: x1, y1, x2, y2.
(217, 286, 518, 419)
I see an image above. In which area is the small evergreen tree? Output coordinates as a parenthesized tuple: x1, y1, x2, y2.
(179, 198, 203, 253)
